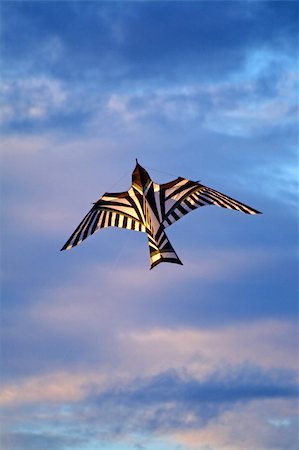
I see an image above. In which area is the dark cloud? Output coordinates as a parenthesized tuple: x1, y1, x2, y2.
(1, 430, 87, 450)
(1, 366, 298, 450)
(2, 1, 298, 82)
(1, 1, 297, 137)
(86, 366, 297, 433)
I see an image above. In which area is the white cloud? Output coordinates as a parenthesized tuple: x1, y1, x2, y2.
(0, 372, 103, 406)
(121, 319, 298, 379)
(0, 77, 67, 125)
(104, 67, 298, 139)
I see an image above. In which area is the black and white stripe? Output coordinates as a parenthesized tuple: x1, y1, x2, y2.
(61, 207, 147, 251)
(162, 182, 261, 228)
(61, 161, 261, 268)
(147, 229, 182, 269)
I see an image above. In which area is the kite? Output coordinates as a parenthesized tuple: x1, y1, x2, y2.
(61, 160, 261, 269)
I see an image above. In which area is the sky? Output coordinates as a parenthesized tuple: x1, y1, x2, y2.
(0, 1, 298, 450)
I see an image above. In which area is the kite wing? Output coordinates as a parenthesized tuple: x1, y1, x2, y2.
(161, 178, 261, 228)
(61, 190, 146, 251)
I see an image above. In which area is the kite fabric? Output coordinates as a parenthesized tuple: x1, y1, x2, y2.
(61, 160, 261, 269)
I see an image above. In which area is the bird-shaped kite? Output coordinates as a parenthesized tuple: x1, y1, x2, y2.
(61, 160, 261, 269)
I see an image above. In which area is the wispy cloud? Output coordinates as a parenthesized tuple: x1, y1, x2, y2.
(174, 398, 299, 450)
(1, 366, 297, 450)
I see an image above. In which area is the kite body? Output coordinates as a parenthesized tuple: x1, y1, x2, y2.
(61, 161, 261, 269)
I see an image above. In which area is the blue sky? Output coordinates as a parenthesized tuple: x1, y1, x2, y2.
(0, 1, 298, 449)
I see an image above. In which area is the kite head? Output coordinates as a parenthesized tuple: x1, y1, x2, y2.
(132, 160, 152, 193)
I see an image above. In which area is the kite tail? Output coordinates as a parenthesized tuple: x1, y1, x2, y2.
(147, 230, 183, 270)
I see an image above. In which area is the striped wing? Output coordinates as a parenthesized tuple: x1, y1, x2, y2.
(61, 191, 146, 251)
(161, 178, 261, 227)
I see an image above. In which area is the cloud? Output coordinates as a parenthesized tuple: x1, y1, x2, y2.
(2, 252, 297, 378)
(1, 366, 297, 449)
(104, 68, 298, 138)
(123, 320, 298, 376)
(89, 366, 297, 419)
(0, 77, 67, 122)
(202, 71, 298, 137)
(0, 371, 110, 407)
(2, 64, 297, 137)
(2, 1, 297, 84)
(174, 398, 299, 450)
(0, 430, 87, 450)
(0, 76, 96, 134)
(1, 318, 296, 407)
